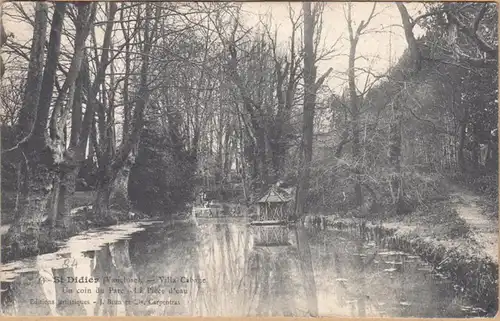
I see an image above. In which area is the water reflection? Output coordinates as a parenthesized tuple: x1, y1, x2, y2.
(52, 253, 86, 316)
(3, 270, 52, 315)
(1, 219, 490, 317)
(243, 225, 314, 316)
(294, 227, 318, 316)
(90, 241, 142, 316)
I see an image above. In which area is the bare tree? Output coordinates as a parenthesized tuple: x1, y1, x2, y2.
(3, 3, 64, 255)
(92, 3, 160, 223)
(344, 3, 378, 207)
(295, 2, 332, 219)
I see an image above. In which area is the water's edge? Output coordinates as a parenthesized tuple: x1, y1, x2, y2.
(316, 217, 498, 316)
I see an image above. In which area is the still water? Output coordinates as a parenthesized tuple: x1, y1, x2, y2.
(0, 218, 489, 317)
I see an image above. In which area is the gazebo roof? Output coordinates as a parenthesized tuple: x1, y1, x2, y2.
(257, 186, 293, 204)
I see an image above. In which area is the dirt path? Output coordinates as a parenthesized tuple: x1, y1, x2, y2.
(449, 188, 498, 263)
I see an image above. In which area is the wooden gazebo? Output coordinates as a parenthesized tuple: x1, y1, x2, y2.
(251, 185, 293, 225)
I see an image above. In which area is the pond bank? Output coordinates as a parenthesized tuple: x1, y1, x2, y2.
(308, 214, 498, 316)
(0, 206, 160, 263)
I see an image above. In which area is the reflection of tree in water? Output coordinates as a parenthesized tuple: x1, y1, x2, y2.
(91, 240, 141, 316)
(189, 223, 252, 316)
(52, 253, 86, 316)
(127, 224, 201, 316)
(91, 245, 114, 316)
(243, 245, 297, 316)
(354, 236, 367, 317)
(154, 222, 313, 317)
(4, 271, 51, 316)
(326, 223, 380, 317)
(294, 227, 319, 316)
(240, 226, 318, 317)
(118, 221, 320, 317)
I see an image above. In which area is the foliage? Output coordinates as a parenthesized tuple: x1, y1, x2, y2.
(129, 122, 197, 217)
(1, 125, 17, 216)
(306, 3, 497, 217)
(0, 2, 497, 262)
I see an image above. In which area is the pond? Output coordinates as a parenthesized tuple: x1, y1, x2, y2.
(0, 217, 491, 317)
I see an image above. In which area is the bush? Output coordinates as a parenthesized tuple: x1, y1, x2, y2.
(129, 126, 197, 217)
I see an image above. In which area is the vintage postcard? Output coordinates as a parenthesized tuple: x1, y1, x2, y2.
(0, 1, 498, 317)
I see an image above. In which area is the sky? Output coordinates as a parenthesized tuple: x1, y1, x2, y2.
(238, 2, 425, 93)
(1, 1, 429, 153)
(1, 1, 426, 95)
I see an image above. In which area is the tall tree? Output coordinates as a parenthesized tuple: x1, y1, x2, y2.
(11, 2, 48, 218)
(92, 3, 160, 223)
(345, 3, 377, 207)
(4, 2, 96, 256)
(295, 2, 332, 218)
(5, 3, 69, 257)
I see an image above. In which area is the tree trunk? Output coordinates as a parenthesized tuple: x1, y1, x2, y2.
(295, 3, 332, 218)
(223, 127, 233, 180)
(47, 172, 61, 227)
(93, 172, 117, 225)
(5, 3, 67, 258)
(0, 17, 6, 78)
(47, 3, 95, 228)
(110, 153, 135, 212)
(295, 2, 316, 218)
(56, 165, 79, 228)
(55, 57, 89, 228)
(252, 122, 269, 189)
(457, 116, 467, 171)
(396, 3, 422, 71)
(347, 19, 363, 207)
(12, 2, 48, 234)
(15, 3, 47, 137)
(14, 162, 29, 221)
(7, 145, 58, 258)
(394, 3, 424, 214)
(471, 138, 480, 169)
(389, 102, 404, 213)
(95, 2, 155, 220)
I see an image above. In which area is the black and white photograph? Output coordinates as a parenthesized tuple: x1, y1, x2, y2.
(0, 1, 498, 317)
